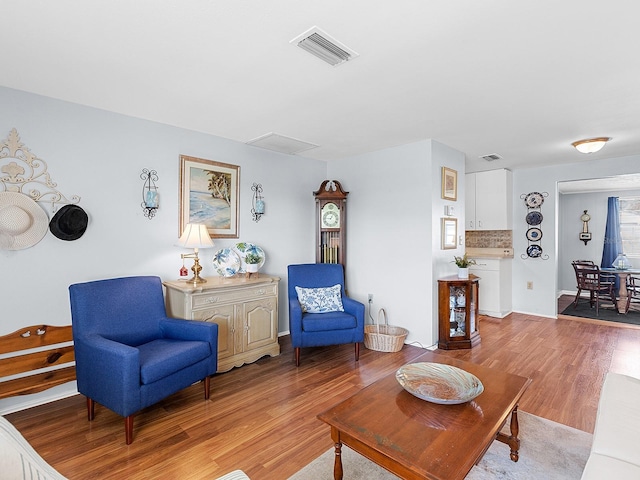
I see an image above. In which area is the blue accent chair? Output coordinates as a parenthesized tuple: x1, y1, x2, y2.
(288, 264, 365, 366)
(69, 276, 218, 444)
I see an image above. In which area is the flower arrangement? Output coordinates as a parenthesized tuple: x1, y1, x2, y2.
(245, 253, 261, 265)
(452, 253, 477, 268)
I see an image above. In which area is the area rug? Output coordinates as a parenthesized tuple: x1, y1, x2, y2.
(288, 411, 592, 480)
(560, 300, 640, 326)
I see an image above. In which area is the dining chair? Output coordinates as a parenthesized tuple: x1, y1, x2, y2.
(571, 261, 618, 316)
(626, 276, 640, 312)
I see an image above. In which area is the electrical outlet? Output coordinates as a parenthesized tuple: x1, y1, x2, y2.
(368, 293, 373, 302)
(527, 281, 533, 290)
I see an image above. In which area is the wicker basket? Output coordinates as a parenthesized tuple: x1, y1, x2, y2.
(364, 308, 408, 352)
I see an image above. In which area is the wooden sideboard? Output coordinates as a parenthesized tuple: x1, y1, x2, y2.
(163, 275, 280, 373)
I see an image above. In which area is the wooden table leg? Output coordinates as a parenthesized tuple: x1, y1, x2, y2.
(617, 272, 630, 314)
(333, 441, 343, 480)
(496, 405, 521, 462)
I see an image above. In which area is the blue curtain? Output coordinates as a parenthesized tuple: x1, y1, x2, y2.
(601, 196, 622, 288)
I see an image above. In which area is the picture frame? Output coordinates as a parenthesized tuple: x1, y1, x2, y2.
(441, 167, 458, 201)
(179, 155, 240, 238)
(441, 217, 457, 250)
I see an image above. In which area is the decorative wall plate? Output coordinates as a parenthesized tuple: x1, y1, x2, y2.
(525, 211, 543, 226)
(526, 227, 543, 241)
(396, 362, 484, 405)
(524, 192, 545, 208)
(233, 242, 266, 272)
(212, 248, 241, 277)
(526, 244, 543, 258)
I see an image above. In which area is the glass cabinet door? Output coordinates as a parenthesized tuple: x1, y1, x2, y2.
(449, 286, 466, 337)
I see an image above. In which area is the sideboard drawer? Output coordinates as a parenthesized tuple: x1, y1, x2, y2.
(192, 284, 277, 308)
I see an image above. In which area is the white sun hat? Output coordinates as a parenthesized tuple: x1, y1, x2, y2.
(0, 192, 49, 250)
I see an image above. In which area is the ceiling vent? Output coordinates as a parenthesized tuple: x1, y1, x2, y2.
(246, 133, 319, 155)
(479, 153, 502, 162)
(290, 26, 359, 66)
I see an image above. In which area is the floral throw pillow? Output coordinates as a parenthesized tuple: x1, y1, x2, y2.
(295, 284, 344, 313)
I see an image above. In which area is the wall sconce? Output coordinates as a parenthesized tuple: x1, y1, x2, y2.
(579, 210, 592, 245)
(175, 223, 215, 285)
(251, 183, 265, 222)
(141, 168, 159, 219)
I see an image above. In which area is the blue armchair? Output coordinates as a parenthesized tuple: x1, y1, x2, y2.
(69, 276, 218, 444)
(288, 264, 365, 366)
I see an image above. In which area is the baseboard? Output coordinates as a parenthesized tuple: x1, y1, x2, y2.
(479, 309, 512, 319)
(511, 309, 558, 319)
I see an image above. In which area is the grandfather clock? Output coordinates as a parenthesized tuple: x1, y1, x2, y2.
(314, 180, 348, 269)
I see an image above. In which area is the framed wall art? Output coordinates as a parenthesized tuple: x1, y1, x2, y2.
(441, 217, 457, 249)
(441, 167, 457, 201)
(179, 155, 240, 238)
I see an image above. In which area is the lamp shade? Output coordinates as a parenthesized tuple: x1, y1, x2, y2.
(613, 253, 631, 270)
(176, 223, 215, 249)
(571, 137, 610, 154)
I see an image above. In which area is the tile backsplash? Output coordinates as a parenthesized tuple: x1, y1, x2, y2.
(466, 230, 513, 248)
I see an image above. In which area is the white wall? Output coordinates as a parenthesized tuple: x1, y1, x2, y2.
(0, 86, 326, 412)
(328, 139, 465, 348)
(512, 155, 640, 317)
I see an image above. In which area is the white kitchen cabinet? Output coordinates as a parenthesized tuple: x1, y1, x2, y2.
(469, 258, 512, 318)
(465, 169, 513, 230)
(163, 275, 280, 373)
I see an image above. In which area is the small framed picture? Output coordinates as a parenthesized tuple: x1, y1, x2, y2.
(179, 155, 240, 238)
(441, 167, 457, 201)
(441, 217, 457, 250)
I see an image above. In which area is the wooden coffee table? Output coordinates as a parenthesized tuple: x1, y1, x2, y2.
(317, 351, 531, 480)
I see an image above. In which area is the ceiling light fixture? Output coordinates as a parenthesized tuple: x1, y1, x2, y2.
(571, 137, 611, 154)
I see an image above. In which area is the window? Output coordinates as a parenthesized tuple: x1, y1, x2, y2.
(620, 196, 640, 258)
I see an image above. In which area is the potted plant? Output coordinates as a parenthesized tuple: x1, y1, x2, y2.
(245, 253, 261, 273)
(452, 253, 477, 279)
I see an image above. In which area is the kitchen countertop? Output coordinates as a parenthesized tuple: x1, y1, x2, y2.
(466, 247, 514, 259)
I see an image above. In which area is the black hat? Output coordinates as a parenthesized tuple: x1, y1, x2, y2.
(49, 204, 88, 241)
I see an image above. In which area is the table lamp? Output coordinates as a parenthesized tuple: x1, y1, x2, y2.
(176, 223, 215, 284)
(613, 253, 631, 270)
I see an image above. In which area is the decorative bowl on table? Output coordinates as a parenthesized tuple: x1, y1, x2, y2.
(395, 362, 484, 405)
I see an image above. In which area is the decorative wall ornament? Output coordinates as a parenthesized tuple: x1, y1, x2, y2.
(520, 191, 549, 260)
(579, 210, 592, 245)
(251, 183, 264, 222)
(140, 168, 159, 219)
(0, 128, 86, 249)
(0, 128, 80, 208)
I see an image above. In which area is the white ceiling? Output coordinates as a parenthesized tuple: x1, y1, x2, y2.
(2, 1, 640, 173)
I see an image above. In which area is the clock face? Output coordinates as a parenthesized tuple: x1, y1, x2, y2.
(581, 213, 591, 222)
(524, 192, 544, 208)
(321, 202, 340, 228)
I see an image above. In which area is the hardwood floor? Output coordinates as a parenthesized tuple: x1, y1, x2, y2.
(7, 311, 640, 479)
